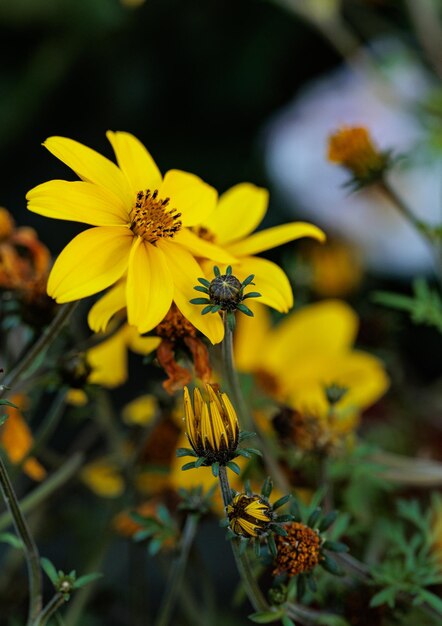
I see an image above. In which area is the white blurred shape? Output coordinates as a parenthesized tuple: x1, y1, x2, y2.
(266, 49, 442, 276)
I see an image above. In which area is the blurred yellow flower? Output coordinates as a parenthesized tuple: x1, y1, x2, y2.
(196, 183, 326, 312)
(235, 300, 389, 422)
(87, 324, 161, 388)
(122, 394, 158, 426)
(0, 395, 46, 481)
(304, 239, 363, 297)
(27, 132, 233, 343)
(81, 459, 125, 498)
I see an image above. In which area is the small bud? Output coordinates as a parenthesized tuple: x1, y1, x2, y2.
(328, 126, 391, 187)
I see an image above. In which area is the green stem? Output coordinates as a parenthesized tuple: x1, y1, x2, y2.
(34, 593, 66, 626)
(0, 453, 42, 624)
(378, 179, 442, 284)
(221, 315, 291, 493)
(0, 453, 84, 533)
(221, 315, 253, 431)
(154, 513, 199, 626)
(218, 466, 269, 613)
(1, 302, 78, 397)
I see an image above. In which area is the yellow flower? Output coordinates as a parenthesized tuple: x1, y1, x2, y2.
(27, 132, 234, 342)
(183, 384, 239, 465)
(226, 493, 273, 538)
(196, 183, 325, 312)
(235, 300, 389, 424)
(122, 394, 158, 426)
(81, 458, 125, 498)
(0, 395, 46, 481)
(303, 239, 363, 297)
(169, 432, 247, 514)
(86, 324, 161, 388)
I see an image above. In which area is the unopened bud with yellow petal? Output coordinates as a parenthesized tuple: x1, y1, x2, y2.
(183, 384, 239, 466)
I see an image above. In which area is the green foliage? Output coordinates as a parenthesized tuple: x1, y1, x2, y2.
(370, 499, 442, 614)
(41, 557, 102, 600)
(373, 279, 442, 333)
(0, 532, 23, 549)
(131, 504, 178, 556)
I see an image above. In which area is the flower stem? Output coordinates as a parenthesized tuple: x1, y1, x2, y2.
(218, 465, 269, 612)
(1, 302, 78, 397)
(221, 314, 253, 431)
(33, 593, 66, 626)
(221, 314, 291, 493)
(0, 453, 42, 624)
(154, 513, 199, 626)
(378, 178, 442, 283)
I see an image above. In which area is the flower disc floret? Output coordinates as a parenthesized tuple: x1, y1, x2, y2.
(273, 522, 322, 577)
(183, 384, 239, 465)
(226, 493, 273, 538)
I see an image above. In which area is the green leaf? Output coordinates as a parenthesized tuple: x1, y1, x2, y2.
(316, 616, 351, 626)
(181, 462, 197, 471)
(323, 540, 349, 553)
(373, 278, 442, 334)
(307, 507, 321, 528)
(73, 572, 103, 589)
(193, 285, 209, 294)
(248, 609, 285, 623)
(41, 557, 59, 585)
(282, 616, 296, 626)
(227, 461, 241, 475)
(415, 589, 442, 614)
(268, 533, 277, 558)
(0, 399, 17, 408)
(318, 511, 338, 532)
(0, 532, 23, 550)
(370, 587, 397, 609)
(175, 448, 196, 458)
(197, 277, 211, 287)
(272, 495, 291, 510)
(320, 555, 343, 576)
(190, 297, 211, 305)
(211, 462, 219, 477)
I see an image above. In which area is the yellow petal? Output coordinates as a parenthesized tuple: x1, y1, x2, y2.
(27, 180, 128, 226)
(106, 131, 162, 196)
(87, 327, 129, 388)
(126, 238, 173, 333)
(234, 302, 271, 372)
(125, 326, 162, 354)
(267, 301, 359, 380)
(159, 241, 224, 344)
(175, 228, 236, 263)
(203, 183, 268, 244)
(227, 222, 326, 256)
(158, 169, 217, 227)
(87, 281, 127, 333)
(44, 136, 132, 207)
(48, 227, 133, 302)
(230, 256, 293, 313)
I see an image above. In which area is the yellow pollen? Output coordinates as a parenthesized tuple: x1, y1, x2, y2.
(130, 189, 182, 243)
